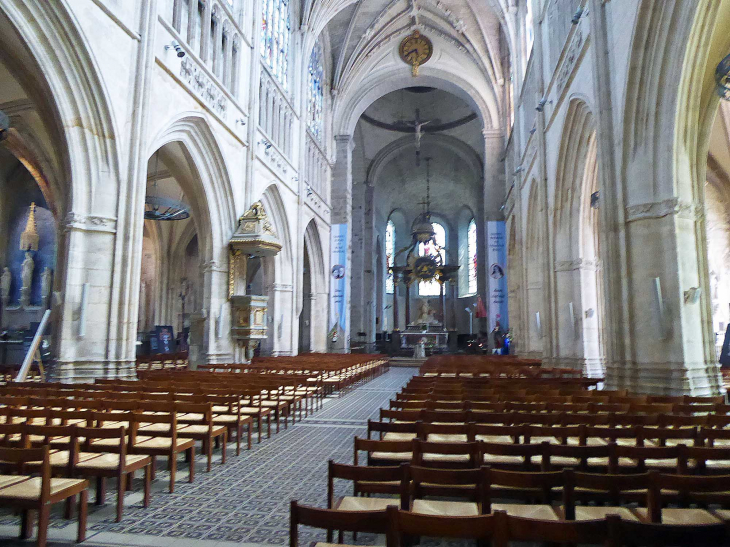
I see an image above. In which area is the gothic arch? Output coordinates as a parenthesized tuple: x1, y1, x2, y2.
(0, 0, 120, 217)
(147, 114, 236, 265)
(552, 98, 603, 374)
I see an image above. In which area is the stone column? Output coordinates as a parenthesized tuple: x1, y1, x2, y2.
(350, 180, 366, 343)
(201, 256, 234, 364)
(330, 135, 354, 352)
(483, 129, 506, 338)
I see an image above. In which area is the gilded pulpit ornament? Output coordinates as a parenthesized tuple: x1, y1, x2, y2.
(20, 203, 39, 251)
(399, 31, 433, 77)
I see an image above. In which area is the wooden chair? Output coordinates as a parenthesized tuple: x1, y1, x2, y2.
(468, 423, 522, 444)
(354, 437, 412, 466)
(638, 472, 730, 525)
(128, 411, 195, 493)
(0, 446, 88, 546)
(481, 440, 544, 470)
(327, 460, 404, 511)
(543, 442, 611, 472)
(406, 464, 486, 516)
(562, 469, 650, 522)
(484, 467, 563, 520)
(175, 402, 228, 472)
(74, 426, 152, 522)
(616, 518, 730, 546)
(386, 505, 500, 547)
(366, 419, 417, 441)
(611, 444, 680, 474)
(289, 500, 389, 547)
(411, 439, 480, 469)
(498, 513, 614, 546)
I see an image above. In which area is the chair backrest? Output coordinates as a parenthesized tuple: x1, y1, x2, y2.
(543, 443, 611, 471)
(290, 501, 388, 547)
(353, 437, 412, 466)
(327, 460, 404, 507)
(563, 469, 653, 519)
(386, 506, 499, 545)
(0, 445, 51, 501)
(617, 519, 730, 546)
(367, 419, 416, 440)
(411, 439, 480, 467)
(501, 514, 614, 546)
(407, 464, 486, 505)
(485, 467, 563, 508)
(76, 426, 127, 460)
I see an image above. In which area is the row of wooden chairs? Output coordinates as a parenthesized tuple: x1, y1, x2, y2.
(368, 420, 730, 447)
(378, 408, 730, 428)
(389, 399, 727, 415)
(2, 408, 198, 493)
(354, 437, 730, 474)
(0, 446, 89, 547)
(2, 422, 152, 522)
(327, 462, 730, 524)
(291, 502, 730, 546)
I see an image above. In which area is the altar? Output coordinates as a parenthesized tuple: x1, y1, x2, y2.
(400, 324, 449, 352)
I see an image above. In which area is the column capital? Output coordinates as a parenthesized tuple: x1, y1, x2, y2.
(335, 134, 355, 151)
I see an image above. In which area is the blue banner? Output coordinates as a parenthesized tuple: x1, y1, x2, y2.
(487, 221, 508, 332)
(329, 223, 349, 346)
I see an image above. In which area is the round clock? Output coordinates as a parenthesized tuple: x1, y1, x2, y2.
(399, 31, 433, 77)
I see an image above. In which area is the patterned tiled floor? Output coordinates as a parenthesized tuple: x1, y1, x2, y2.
(0, 367, 418, 547)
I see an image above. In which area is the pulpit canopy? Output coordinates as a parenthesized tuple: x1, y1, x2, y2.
(229, 201, 282, 257)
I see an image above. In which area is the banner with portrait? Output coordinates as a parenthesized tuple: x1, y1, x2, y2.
(486, 221, 508, 332)
(329, 223, 349, 346)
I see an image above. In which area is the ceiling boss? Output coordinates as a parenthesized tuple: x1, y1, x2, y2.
(399, 31, 433, 77)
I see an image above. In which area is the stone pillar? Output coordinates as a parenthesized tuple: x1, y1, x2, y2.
(483, 129, 506, 338)
(201, 256, 234, 364)
(330, 135, 354, 352)
(363, 184, 377, 348)
(350, 180, 365, 344)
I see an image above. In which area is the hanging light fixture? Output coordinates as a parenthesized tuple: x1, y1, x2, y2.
(144, 150, 191, 221)
(716, 53, 730, 101)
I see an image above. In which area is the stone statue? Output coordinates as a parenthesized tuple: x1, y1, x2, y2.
(1, 267, 10, 305)
(41, 267, 52, 307)
(414, 299, 438, 325)
(20, 252, 34, 307)
(21, 253, 34, 289)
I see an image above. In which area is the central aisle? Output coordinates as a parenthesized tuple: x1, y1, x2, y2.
(7, 367, 417, 547)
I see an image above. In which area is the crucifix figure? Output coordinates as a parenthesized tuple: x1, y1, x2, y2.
(407, 109, 431, 166)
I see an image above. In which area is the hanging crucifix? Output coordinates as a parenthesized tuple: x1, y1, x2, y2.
(406, 109, 431, 166)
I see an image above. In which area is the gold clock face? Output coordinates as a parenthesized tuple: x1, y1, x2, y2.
(399, 31, 433, 75)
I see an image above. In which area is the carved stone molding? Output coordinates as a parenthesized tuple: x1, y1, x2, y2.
(63, 213, 117, 234)
(555, 258, 599, 272)
(180, 56, 227, 117)
(625, 198, 703, 223)
(271, 283, 293, 292)
(555, 25, 586, 102)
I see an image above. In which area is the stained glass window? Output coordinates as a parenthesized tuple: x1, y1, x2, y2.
(468, 218, 478, 295)
(386, 220, 395, 294)
(261, 0, 290, 89)
(418, 223, 446, 297)
(525, 0, 534, 57)
(308, 42, 325, 141)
